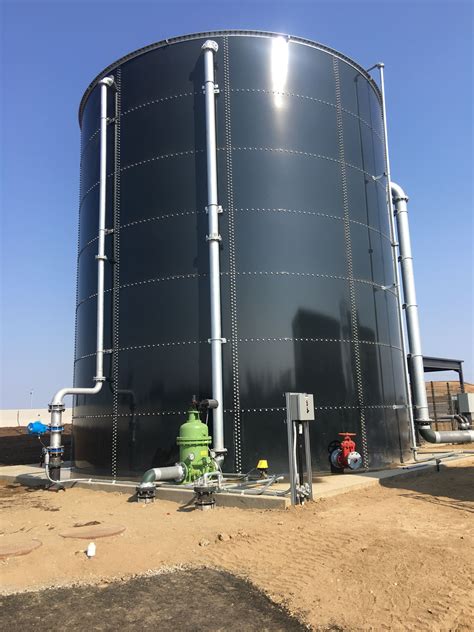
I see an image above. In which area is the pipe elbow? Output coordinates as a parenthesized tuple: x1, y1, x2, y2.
(201, 40, 219, 53)
(98, 76, 114, 88)
(391, 181, 409, 203)
(419, 426, 474, 444)
(140, 464, 186, 485)
(141, 469, 156, 484)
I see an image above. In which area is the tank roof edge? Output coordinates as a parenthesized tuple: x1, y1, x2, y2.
(78, 29, 382, 126)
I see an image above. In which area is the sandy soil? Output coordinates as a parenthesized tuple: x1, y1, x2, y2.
(1, 458, 473, 631)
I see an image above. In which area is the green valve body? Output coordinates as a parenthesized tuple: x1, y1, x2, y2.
(176, 409, 216, 483)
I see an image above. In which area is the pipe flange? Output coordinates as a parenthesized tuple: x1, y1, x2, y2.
(193, 485, 216, 510)
(48, 446, 64, 453)
(49, 403, 65, 413)
(136, 482, 156, 503)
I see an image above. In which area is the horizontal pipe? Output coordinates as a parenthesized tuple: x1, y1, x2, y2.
(141, 465, 185, 484)
(418, 427, 474, 444)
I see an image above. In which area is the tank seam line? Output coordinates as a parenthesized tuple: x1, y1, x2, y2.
(224, 36, 242, 471)
(81, 87, 383, 154)
(79, 118, 114, 165)
(121, 210, 201, 229)
(76, 207, 391, 258)
(111, 68, 122, 481)
(79, 91, 199, 162)
(334, 56, 369, 468)
(230, 88, 384, 142)
(79, 146, 380, 209)
(79, 150, 202, 209)
(233, 207, 392, 241)
(74, 338, 401, 362)
(74, 270, 396, 310)
(73, 403, 405, 420)
(224, 146, 377, 178)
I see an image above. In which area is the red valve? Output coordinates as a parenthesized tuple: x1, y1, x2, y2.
(329, 433, 362, 472)
(338, 432, 357, 461)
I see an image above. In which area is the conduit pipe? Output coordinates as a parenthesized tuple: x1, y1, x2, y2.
(391, 182, 474, 444)
(201, 40, 226, 461)
(47, 76, 115, 481)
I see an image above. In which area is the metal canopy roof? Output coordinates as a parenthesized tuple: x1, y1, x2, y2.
(422, 356, 464, 373)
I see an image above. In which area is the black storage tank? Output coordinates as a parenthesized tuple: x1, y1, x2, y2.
(74, 30, 411, 477)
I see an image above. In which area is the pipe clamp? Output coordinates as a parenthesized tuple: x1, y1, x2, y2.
(205, 205, 223, 214)
(206, 233, 222, 242)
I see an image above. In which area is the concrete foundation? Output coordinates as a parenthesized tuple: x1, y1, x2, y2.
(1, 452, 473, 510)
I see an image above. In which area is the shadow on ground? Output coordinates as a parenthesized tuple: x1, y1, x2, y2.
(0, 568, 310, 631)
(379, 465, 473, 512)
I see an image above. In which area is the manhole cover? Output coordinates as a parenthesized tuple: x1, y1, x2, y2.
(59, 524, 126, 539)
(0, 538, 42, 559)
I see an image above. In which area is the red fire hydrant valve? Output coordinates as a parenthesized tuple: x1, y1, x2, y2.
(329, 432, 363, 471)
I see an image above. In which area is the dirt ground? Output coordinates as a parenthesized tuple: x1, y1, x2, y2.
(0, 425, 72, 466)
(0, 568, 307, 632)
(1, 457, 473, 631)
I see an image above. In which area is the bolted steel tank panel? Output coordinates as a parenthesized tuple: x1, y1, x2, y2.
(73, 30, 411, 477)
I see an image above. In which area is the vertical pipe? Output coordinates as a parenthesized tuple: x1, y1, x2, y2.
(391, 182, 431, 426)
(303, 423, 313, 501)
(201, 40, 225, 458)
(378, 64, 417, 449)
(430, 381, 438, 428)
(447, 381, 453, 415)
(458, 365, 465, 393)
(285, 393, 297, 505)
(47, 76, 114, 480)
(95, 79, 109, 381)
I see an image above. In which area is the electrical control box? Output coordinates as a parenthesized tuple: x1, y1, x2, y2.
(457, 393, 474, 414)
(286, 393, 315, 421)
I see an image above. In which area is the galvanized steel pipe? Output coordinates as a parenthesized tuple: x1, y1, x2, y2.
(140, 465, 186, 484)
(392, 182, 474, 444)
(47, 76, 114, 479)
(377, 63, 417, 452)
(201, 40, 226, 459)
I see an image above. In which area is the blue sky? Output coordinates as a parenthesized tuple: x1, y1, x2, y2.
(1, 0, 472, 409)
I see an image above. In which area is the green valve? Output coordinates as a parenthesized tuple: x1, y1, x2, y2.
(176, 409, 216, 483)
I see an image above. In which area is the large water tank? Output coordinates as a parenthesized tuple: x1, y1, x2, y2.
(74, 30, 411, 477)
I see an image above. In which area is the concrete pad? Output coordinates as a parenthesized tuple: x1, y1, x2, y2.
(0, 538, 42, 559)
(59, 524, 126, 539)
(0, 454, 472, 510)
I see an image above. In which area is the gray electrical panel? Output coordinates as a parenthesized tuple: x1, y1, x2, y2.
(457, 393, 474, 414)
(287, 393, 315, 421)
